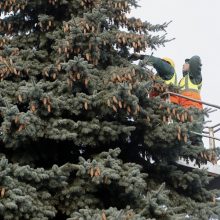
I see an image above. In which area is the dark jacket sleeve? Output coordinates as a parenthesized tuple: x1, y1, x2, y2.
(143, 55, 175, 80)
(188, 55, 202, 84)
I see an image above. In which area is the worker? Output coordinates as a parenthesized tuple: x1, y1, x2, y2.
(179, 56, 203, 109)
(179, 56, 204, 149)
(129, 54, 178, 104)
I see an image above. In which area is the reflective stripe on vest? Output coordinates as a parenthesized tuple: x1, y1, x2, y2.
(156, 72, 178, 86)
(179, 74, 202, 93)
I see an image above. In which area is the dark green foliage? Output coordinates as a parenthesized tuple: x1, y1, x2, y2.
(0, 0, 219, 219)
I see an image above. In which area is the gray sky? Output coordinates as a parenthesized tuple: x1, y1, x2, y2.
(130, 0, 220, 147)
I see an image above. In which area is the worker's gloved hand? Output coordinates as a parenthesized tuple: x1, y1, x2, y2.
(128, 53, 145, 61)
(139, 55, 153, 67)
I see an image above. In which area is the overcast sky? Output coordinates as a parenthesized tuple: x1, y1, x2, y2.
(130, 0, 220, 148)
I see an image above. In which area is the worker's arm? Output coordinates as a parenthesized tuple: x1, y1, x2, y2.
(143, 55, 175, 80)
(129, 54, 174, 80)
(188, 55, 202, 84)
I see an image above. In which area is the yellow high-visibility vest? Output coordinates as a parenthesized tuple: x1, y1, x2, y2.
(179, 74, 202, 93)
(156, 72, 178, 86)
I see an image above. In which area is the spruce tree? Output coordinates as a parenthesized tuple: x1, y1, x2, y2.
(0, 0, 219, 219)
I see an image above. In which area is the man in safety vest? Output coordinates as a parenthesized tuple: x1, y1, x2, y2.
(179, 56, 202, 109)
(129, 54, 178, 104)
(179, 56, 205, 150)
